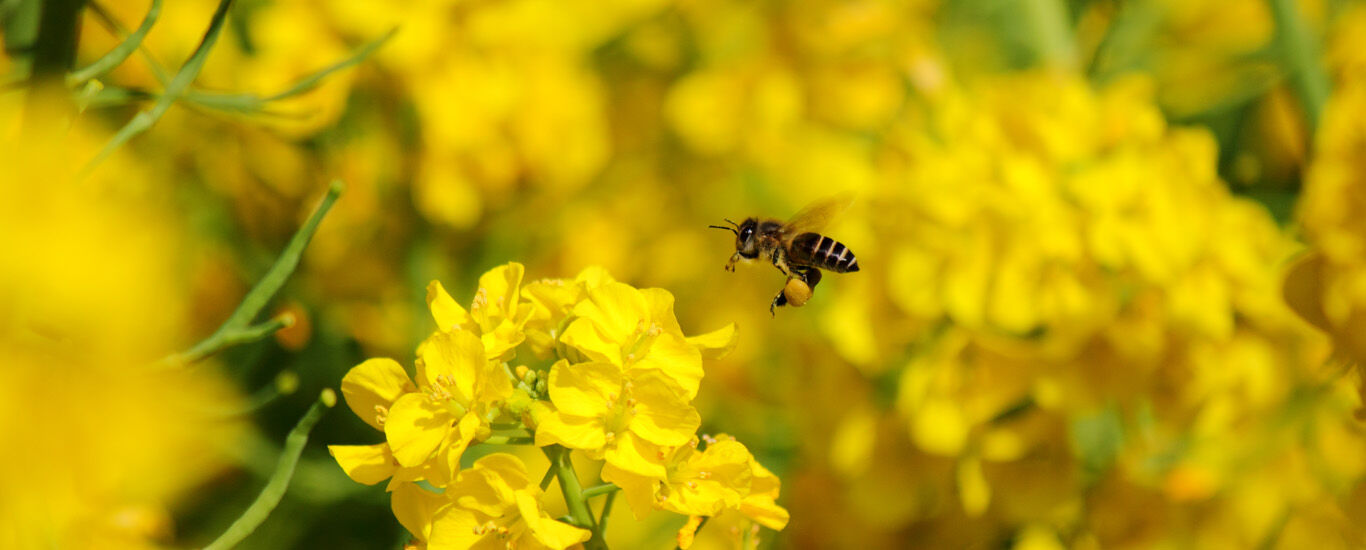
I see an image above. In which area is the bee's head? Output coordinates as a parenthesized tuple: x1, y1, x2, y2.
(710, 218, 760, 258)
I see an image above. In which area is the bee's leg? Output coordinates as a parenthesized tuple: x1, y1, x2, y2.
(801, 266, 823, 290)
(770, 247, 795, 278)
(725, 252, 741, 272)
(770, 281, 790, 316)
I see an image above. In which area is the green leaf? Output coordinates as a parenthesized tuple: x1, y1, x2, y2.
(183, 28, 397, 114)
(67, 0, 160, 85)
(81, 0, 234, 176)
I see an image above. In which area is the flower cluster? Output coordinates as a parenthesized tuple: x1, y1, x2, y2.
(330, 263, 785, 548)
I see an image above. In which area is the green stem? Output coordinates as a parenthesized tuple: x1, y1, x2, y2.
(158, 181, 343, 368)
(81, 0, 234, 175)
(67, 0, 159, 85)
(540, 464, 557, 491)
(1269, 0, 1330, 131)
(482, 435, 534, 445)
(26, 0, 84, 84)
(22, 0, 85, 129)
(582, 483, 620, 499)
(597, 491, 617, 534)
(203, 390, 336, 550)
(544, 446, 608, 550)
(1018, 0, 1077, 70)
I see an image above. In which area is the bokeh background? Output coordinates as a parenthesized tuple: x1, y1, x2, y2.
(6, 0, 1366, 548)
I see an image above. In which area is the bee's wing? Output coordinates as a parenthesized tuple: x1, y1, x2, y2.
(782, 192, 853, 241)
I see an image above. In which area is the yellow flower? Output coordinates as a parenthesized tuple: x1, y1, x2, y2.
(427, 263, 535, 361)
(426, 454, 591, 550)
(521, 266, 616, 359)
(604, 437, 754, 520)
(563, 281, 739, 399)
(534, 360, 699, 478)
(330, 329, 512, 487)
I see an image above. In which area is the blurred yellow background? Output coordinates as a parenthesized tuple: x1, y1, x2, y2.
(6, 0, 1366, 548)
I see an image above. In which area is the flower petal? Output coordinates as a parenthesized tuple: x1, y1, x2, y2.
(600, 461, 659, 520)
(427, 280, 472, 332)
(418, 330, 483, 404)
(548, 360, 618, 418)
(473, 452, 531, 492)
(328, 443, 398, 486)
(574, 281, 650, 345)
(1283, 252, 1331, 331)
(685, 322, 739, 360)
(440, 412, 483, 482)
(386, 393, 453, 467)
(341, 358, 416, 431)
(629, 373, 700, 447)
(391, 481, 447, 541)
(633, 333, 704, 399)
(640, 287, 684, 336)
(561, 318, 619, 364)
(519, 492, 591, 549)
(604, 431, 667, 478)
(427, 507, 489, 549)
(534, 411, 607, 451)
(475, 262, 526, 325)
(676, 515, 705, 550)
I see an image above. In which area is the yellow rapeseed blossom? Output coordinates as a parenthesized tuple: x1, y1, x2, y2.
(331, 264, 782, 546)
(391, 454, 591, 550)
(329, 329, 512, 488)
(428, 262, 535, 361)
(535, 360, 700, 477)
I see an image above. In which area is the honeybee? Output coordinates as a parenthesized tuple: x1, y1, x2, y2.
(710, 195, 860, 315)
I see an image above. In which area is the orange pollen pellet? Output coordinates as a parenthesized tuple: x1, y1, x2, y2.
(657, 450, 667, 460)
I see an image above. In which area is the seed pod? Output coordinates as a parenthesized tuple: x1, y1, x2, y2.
(783, 278, 812, 307)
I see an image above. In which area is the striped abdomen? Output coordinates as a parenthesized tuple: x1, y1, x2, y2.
(790, 232, 860, 273)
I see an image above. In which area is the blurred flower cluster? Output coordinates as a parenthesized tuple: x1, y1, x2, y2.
(330, 263, 786, 548)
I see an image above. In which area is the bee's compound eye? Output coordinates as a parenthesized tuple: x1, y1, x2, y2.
(740, 227, 753, 240)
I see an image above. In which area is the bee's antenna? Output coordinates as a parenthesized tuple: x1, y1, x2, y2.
(708, 224, 739, 236)
(723, 218, 739, 228)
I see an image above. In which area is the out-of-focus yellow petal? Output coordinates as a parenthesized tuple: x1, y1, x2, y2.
(534, 411, 607, 450)
(1283, 252, 1331, 332)
(417, 330, 483, 403)
(426, 280, 472, 332)
(957, 455, 991, 517)
(341, 358, 416, 431)
(685, 322, 739, 360)
(385, 393, 452, 467)
(548, 360, 619, 418)
(328, 443, 398, 486)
